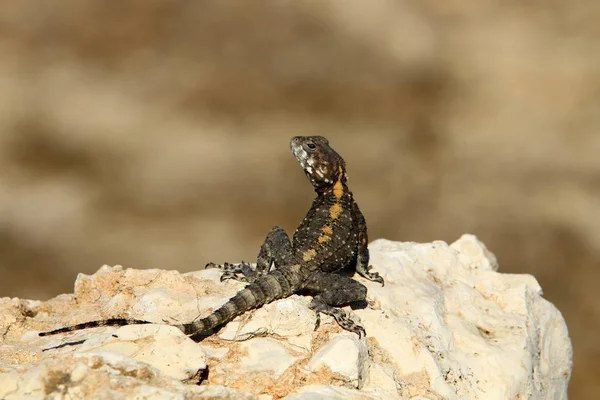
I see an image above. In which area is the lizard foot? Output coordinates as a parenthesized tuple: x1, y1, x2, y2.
(310, 300, 366, 338)
(357, 264, 385, 286)
(206, 262, 259, 283)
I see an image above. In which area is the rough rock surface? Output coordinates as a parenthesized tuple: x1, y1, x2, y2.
(0, 236, 572, 399)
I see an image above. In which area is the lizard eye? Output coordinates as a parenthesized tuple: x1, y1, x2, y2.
(306, 143, 316, 150)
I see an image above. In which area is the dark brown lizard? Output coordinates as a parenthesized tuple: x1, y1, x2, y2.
(39, 136, 383, 340)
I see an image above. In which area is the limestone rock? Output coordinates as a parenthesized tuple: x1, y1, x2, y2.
(0, 237, 572, 399)
(283, 384, 397, 400)
(363, 237, 572, 399)
(218, 295, 316, 342)
(0, 352, 251, 400)
(237, 338, 299, 379)
(79, 324, 206, 380)
(307, 333, 368, 387)
(362, 363, 398, 396)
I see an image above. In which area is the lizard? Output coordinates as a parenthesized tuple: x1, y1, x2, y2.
(39, 136, 383, 340)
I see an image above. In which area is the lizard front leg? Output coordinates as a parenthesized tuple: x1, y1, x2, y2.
(303, 271, 368, 338)
(352, 202, 384, 286)
(208, 226, 293, 283)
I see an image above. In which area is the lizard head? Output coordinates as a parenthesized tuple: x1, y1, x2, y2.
(290, 136, 347, 192)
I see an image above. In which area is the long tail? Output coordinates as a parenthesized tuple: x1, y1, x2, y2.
(178, 269, 296, 336)
(38, 270, 297, 338)
(39, 318, 151, 336)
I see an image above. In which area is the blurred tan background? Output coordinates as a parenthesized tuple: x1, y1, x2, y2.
(0, 1, 598, 397)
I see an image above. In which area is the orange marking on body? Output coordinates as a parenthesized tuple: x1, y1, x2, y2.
(333, 168, 344, 200)
(303, 249, 317, 261)
(329, 203, 342, 219)
(318, 225, 333, 243)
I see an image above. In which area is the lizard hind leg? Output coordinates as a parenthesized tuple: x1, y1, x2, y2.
(310, 298, 366, 338)
(206, 226, 293, 283)
(304, 272, 368, 338)
(256, 225, 293, 273)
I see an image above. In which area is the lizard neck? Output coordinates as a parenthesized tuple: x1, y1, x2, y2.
(314, 166, 348, 197)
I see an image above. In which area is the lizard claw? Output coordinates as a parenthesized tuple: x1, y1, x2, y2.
(314, 312, 321, 332)
(357, 325, 366, 339)
(220, 272, 236, 282)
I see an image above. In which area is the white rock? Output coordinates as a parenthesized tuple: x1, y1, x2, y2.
(450, 233, 499, 271)
(199, 343, 230, 360)
(307, 333, 367, 386)
(237, 338, 299, 379)
(286, 333, 313, 352)
(284, 384, 397, 400)
(218, 295, 316, 341)
(0, 373, 19, 399)
(69, 361, 89, 382)
(107, 324, 206, 380)
(41, 324, 206, 381)
(362, 363, 398, 396)
(358, 238, 572, 400)
(0, 351, 250, 400)
(0, 237, 572, 399)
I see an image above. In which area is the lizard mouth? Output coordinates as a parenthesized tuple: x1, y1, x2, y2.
(290, 140, 309, 169)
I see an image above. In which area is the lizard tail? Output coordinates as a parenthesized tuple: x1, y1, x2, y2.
(39, 318, 151, 336)
(179, 270, 294, 336)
